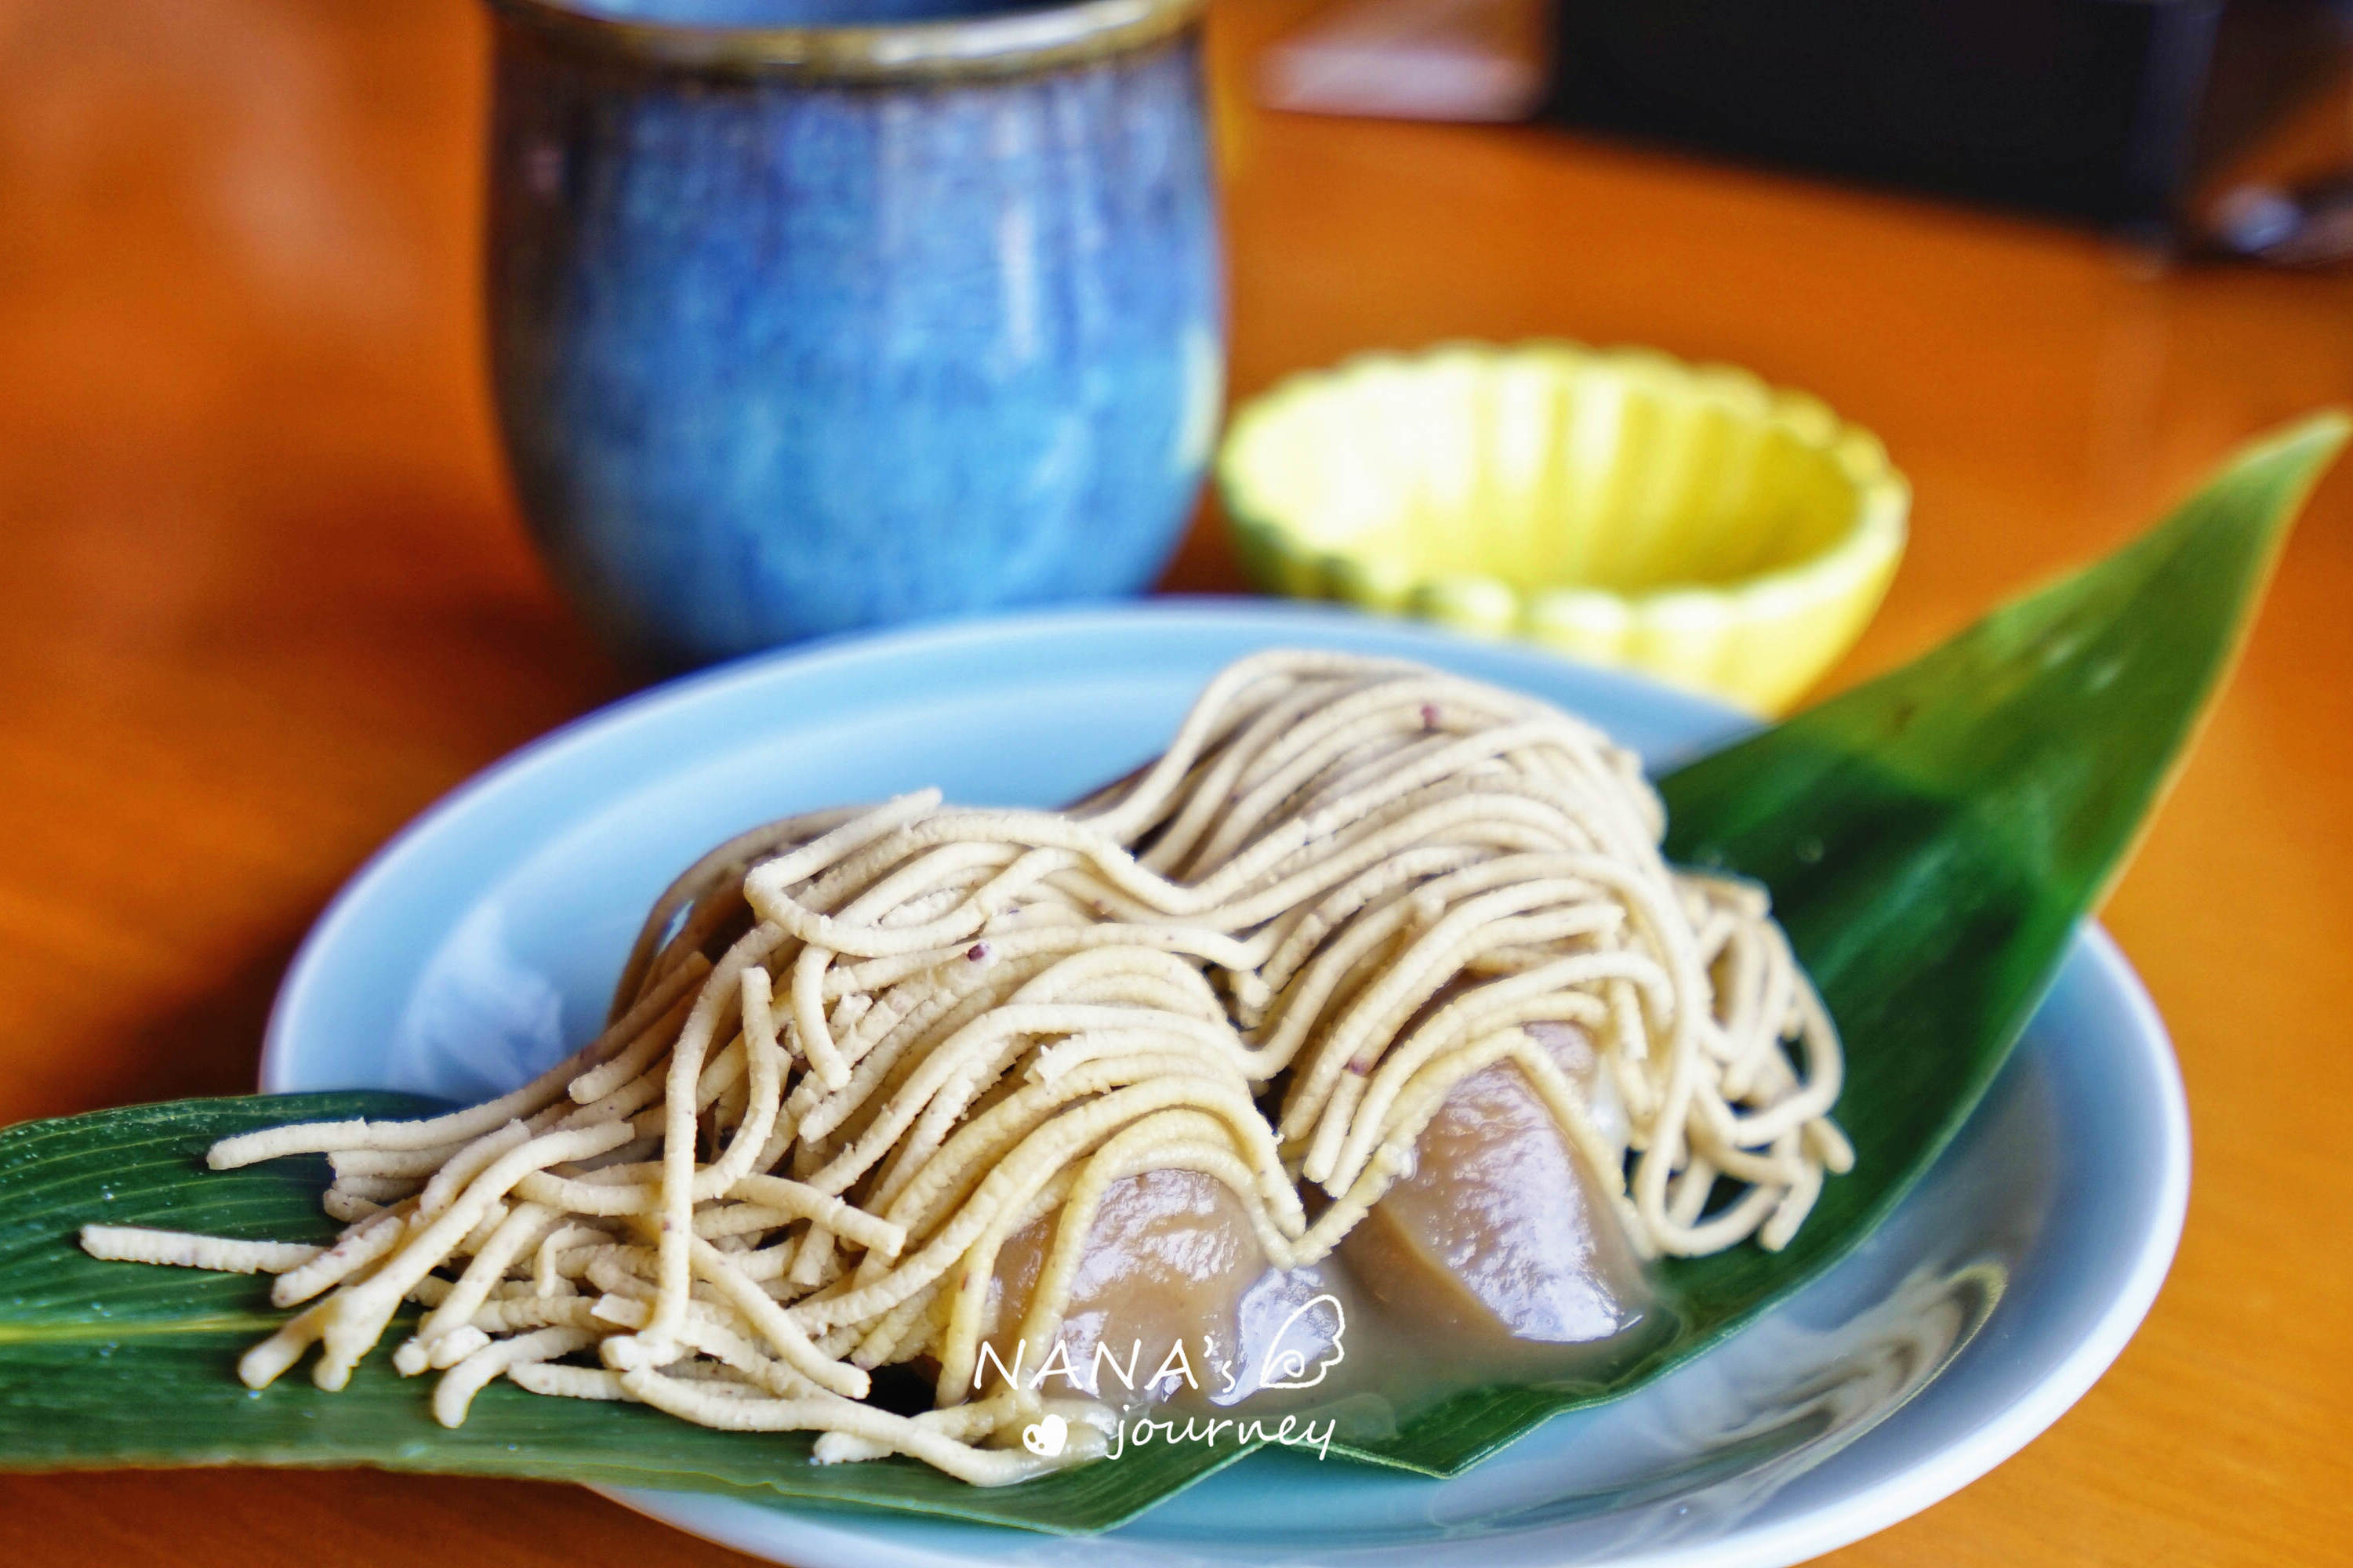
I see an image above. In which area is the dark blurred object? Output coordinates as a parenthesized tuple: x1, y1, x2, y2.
(2199, 173, 2353, 261)
(1540, 0, 2353, 234)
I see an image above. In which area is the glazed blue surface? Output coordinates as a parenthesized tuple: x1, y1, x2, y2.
(487, 9, 1223, 668)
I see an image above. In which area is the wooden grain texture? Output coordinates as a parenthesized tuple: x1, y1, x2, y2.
(1, 2, 2348, 1563)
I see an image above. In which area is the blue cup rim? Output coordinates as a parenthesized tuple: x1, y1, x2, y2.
(484, 0, 1205, 81)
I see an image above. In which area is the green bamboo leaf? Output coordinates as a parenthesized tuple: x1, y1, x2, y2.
(0, 1093, 1240, 1534)
(0, 414, 2340, 1529)
(1334, 410, 2350, 1475)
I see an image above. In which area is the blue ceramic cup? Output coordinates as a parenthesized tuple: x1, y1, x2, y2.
(484, 0, 1222, 669)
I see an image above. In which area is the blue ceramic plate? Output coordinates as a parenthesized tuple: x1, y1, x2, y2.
(260, 602, 2188, 1568)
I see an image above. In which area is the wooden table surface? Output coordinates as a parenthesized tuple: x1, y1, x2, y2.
(3, 2, 2350, 1563)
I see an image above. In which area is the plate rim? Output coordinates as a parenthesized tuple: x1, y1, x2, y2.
(257, 601, 2191, 1566)
(262, 599, 1748, 1091)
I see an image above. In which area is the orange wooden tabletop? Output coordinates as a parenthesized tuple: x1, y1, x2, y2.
(3, 2, 2350, 1563)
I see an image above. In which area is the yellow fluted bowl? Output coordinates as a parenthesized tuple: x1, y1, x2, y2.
(1217, 342, 1909, 714)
